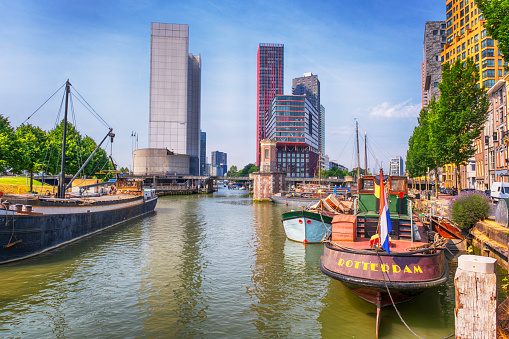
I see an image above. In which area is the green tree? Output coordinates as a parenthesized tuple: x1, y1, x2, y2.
(227, 165, 238, 177)
(0, 115, 24, 174)
(238, 163, 256, 176)
(431, 58, 489, 192)
(15, 123, 48, 191)
(476, 0, 509, 60)
(46, 121, 112, 179)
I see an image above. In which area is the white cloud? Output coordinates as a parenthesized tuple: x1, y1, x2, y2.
(368, 100, 421, 119)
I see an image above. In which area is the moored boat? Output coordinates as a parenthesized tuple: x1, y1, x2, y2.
(0, 81, 158, 264)
(319, 173, 448, 337)
(281, 209, 333, 243)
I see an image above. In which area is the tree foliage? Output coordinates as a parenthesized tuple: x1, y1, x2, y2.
(406, 58, 489, 192)
(0, 115, 25, 174)
(15, 123, 48, 191)
(476, 0, 509, 60)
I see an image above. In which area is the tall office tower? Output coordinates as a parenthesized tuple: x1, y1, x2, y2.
(265, 95, 320, 177)
(422, 21, 447, 108)
(200, 130, 206, 175)
(441, 0, 507, 88)
(320, 104, 325, 155)
(149, 23, 201, 175)
(389, 156, 404, 176)
(211, 151, 227, 176)
(256, 43, 284, 166)
(292, 73, 320, 111)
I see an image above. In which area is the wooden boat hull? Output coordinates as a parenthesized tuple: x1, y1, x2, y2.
(269, 195, 321, 207)
(431, 217, 464, 239)
(0, 196, 157, 264)
(281, 210, 333, 243)
(319, 242, 448, 306)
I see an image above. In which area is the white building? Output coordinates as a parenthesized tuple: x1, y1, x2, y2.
(149, 23, 201, 175)
(389, 156, 404, 176)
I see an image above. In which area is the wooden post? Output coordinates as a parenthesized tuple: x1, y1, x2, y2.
(455, 255, 497, 338)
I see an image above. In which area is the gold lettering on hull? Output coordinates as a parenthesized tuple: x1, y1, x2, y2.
(337, 258, 423, 274)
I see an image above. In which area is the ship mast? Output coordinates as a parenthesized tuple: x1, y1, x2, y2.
(364, 131, 367, 175)
(356, 120, 360, 180)
(58, 80, 71, 199)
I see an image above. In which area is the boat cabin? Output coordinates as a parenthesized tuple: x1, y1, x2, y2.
(356, 176, 411, 240)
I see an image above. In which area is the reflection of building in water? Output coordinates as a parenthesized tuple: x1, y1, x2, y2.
(138, 198, 206, 336)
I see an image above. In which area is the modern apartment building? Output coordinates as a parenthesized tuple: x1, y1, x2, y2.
(211, 151, 227, 177)
(389, 156, 404, 176)
(292, 73, 320, 111)
(422, 21, 447, 108)
(256, 43, 284, 166)
(149, 23, 201, 175)
(441, 0, 507, 88)
(265, 95, 320, 177)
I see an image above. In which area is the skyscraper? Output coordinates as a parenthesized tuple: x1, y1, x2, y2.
(265, 95, 320, 177)
(293, 73, 324, 159)
(292, 72, 320, 111)
(149, 23, 201, 175)
(422, 21, 446, 108)
(441, 1, 507, 88)
(200, 130, 206, 175)
(389, 156, 404, 176)
(211, 151, 227, 177)
(256, 43, 284, 166)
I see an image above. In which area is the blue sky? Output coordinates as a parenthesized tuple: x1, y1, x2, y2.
(0, 0, 444, 173)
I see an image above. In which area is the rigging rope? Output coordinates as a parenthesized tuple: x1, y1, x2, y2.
(70, 86, 111, 129)
(21, 83, 65, 125)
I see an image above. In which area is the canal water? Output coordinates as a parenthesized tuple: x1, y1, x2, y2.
(0, 188, 463, 338)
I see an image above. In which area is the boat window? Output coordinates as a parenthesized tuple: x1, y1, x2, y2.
(360, 179, 374, 191)
(503, 187, 509, 194)
(390, 178, 406, 192)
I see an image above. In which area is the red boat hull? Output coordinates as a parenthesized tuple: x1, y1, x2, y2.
(320, 242, 448, 306)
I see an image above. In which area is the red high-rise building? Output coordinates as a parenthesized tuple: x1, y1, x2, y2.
(256, 43, 284, 166)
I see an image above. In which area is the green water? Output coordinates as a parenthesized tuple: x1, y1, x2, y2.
(0, 188, 458, 338)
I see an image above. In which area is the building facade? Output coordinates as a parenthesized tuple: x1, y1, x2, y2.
(265, 95, 320, 178)
(292, 73, 320, 111)
(441, 0, 507, 88)
(423, 21, 447, 108)
(389, 156, 404, 176)
(320, 104, 325, 156)
(200, 130, 207, 175)
(211, 151, 227, 177)
(256, 43, 284, 166)
(149, 23, 201, 175)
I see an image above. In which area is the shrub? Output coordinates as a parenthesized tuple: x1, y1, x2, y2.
(449, 191, 491, 230)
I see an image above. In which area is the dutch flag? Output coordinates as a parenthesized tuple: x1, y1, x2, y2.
(379, 173, 392, 254)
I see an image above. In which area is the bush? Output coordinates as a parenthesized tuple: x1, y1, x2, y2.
(449, 191, 491, 230)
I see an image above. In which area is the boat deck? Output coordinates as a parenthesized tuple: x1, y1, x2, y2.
(330, 237, 427, 253)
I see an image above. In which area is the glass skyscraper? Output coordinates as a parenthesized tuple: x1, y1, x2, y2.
(149, 23, 201, 175)
(265, 95, 320, 177)
(256, 43, 284, 166)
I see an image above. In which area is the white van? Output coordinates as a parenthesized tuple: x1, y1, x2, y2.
(490, 182, 509, 201)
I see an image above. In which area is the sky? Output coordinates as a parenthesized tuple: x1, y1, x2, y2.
(0, 0, 445, 173)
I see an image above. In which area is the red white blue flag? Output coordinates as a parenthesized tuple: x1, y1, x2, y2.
(379, 173, 392, 254)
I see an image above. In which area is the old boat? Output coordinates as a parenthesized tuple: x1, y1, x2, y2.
(281, 193, 354, 243)
(319, 174, 448, 337)
(0, 81, 157, 264)
(270, 185, 350, 207)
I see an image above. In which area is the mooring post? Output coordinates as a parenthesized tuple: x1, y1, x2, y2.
(455, 254, 497, 338)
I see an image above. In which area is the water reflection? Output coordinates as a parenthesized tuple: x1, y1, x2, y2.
(0, 189, 461, 338)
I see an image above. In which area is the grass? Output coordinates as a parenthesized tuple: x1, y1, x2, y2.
(0, 176, 49, 186)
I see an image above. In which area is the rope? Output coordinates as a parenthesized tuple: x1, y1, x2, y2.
(21, 83, 66, 125)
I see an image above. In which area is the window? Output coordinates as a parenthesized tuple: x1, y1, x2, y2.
(433, 30, 438, 35)
(462, 42, 466, 50)
(475, 44, 479, 52)
(499, 69, 503, 77)
(482, 49, 494, 58)
(481, 29, 487, 38)
(264, 149, 269, 159)
(434, 82, 439, 87)
(475, 54, 479, 62)
(474, 34, 479, 42)
(462, 52, 466, 59)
